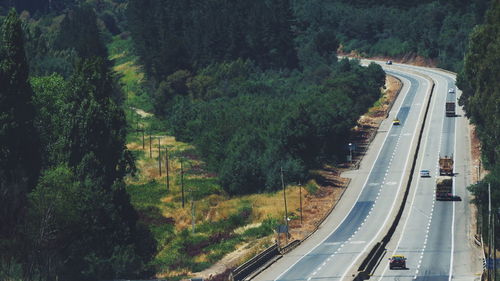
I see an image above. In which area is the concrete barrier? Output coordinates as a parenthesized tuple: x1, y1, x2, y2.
(354, 80, 436, 279)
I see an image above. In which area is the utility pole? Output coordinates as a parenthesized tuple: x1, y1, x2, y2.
(149, 132, 152, 158)
(479, 160, 482, 181)
(158, 138, 161, 176)
(191, 199, 195, 233)
(136, 114, 140, 136)
(281, 167, 288, 244)
(142, 128, 145, 150)
(489, 183, 492, 281)
(348, 142, 353, 163)
(299, 182, 303, 225)
(165, 147, 170, 191)
(181, 158, 185, 208)
(494, 212, 497, 281)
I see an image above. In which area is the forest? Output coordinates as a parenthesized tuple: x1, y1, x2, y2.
(0, 4, 155, 281)
(457, 0, 500, 248)
(0, 0, 498, 279)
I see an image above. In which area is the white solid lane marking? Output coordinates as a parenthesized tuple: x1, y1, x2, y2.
(272, 78, 415, 280)
(342, 70, 431, 281)
(376, 69, 439, 281)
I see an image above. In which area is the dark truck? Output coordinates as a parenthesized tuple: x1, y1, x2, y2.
(436, 176, 453, 201)
(446, 101, 455, 117)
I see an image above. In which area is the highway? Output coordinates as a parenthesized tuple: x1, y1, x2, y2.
(254, 65, 432, 280)
(253, 62, 481, 281)
(371, 63, 482, 281)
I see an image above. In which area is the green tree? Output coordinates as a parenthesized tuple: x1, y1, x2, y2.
(59, 57, 153, 280)
(0, 9, 41, 263)
(458, 0, 500, 167)
(24, 165, 80, 280)
(31, 74, 69, 167)
(54, 5, 108, 60)
(457, 0, 500, 248)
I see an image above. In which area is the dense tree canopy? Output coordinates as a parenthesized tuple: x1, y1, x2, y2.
(458, 0, 500, 168)
(292, 0, 490, 71)
(0, 9, 41, 263)
(158, 59, 385, 195)
(127, 0, 298, 81)
(0, 8, 154, 281)
(457, 0, 500, 252)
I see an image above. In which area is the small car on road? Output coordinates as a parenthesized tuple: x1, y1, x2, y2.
(448, 88, 455, 94)
(389, 255, 406, 269)
(420, 169, 430, 177)
(393, 118, 400, 125)
(386, 60, 393, 65)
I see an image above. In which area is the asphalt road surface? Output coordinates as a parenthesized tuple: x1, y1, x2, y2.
(253, 62, 481, 281)
(372, 63, 482, 281)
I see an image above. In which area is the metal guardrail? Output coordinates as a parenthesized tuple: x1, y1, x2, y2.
(280, 240, 301, 254)
(231, 244, 279, 281)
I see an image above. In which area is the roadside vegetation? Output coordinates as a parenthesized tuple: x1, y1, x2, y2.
(457, 0, 500, 248)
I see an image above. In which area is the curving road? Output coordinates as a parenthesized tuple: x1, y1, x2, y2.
(252, 62, 481, 281)
(371, 63, 482, 281)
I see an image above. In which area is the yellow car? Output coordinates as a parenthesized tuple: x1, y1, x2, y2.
(393, 118, 400, 125)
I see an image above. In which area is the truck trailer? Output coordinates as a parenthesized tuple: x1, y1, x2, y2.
(446, 102, 455, 117)
(436, 176, 453, 201)
(439, 156, 454, 176)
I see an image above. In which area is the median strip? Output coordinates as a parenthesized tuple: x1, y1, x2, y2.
(354, 75, 436, 280)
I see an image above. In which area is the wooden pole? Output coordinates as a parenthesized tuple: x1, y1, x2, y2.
(191, 199, 195, 233)
(299, 182, 303, 225)
(158, 138, 161, 176)
(281, 167, 288, 244)
(489, 183, 492, 281)
(181, 159, 185, 208)
(494, 213, 496, 281)
(165, 147, 169, 191)
(142, 128, 145, 150)
(149, 132, 152, 158)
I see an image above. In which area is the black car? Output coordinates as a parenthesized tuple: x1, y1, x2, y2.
(389, 255, 406, 269)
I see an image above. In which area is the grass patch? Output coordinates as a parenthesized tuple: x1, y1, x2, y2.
(108, 35, 153, 112)
(185, 177, 223, 200)
(127, 180, 167, 207)
(305, 182, 319, 195)
(242, 218, 278, 239)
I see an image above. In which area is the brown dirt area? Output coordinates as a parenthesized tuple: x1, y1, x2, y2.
(338, 49, 437, 68)
(469, 123, 491, 248)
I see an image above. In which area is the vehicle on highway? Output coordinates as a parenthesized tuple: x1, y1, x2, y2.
(439, 155, 454, 175)
(389, 255, 406, 269)
(448, 87, 455, 93)
(436, 176, 453, 201)
(386, 60, 393, 65)
(420, 169, 430, 177)
(393, 118, 400, 125)
(445, 101, 456, 117)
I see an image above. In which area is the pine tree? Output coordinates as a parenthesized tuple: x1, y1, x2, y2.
(56, 57, 154, 280)
(0, 8, 41, 259)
